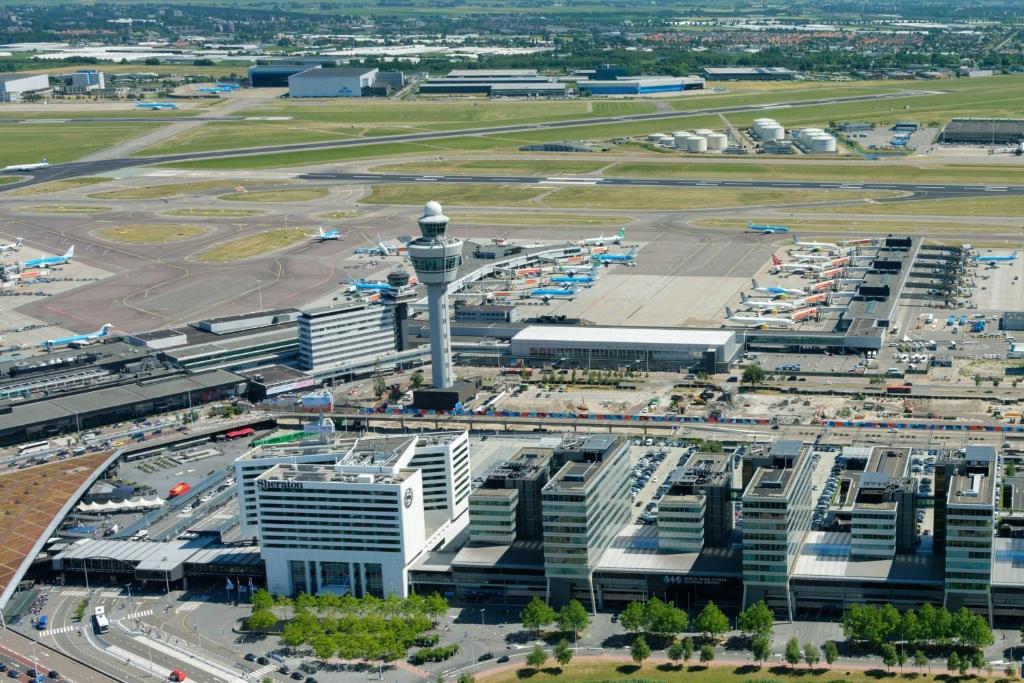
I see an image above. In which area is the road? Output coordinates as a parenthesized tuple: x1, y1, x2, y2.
(297, 170, 1024, 200)
(0, 625, 123, 683)
(0, 89, 941, 191)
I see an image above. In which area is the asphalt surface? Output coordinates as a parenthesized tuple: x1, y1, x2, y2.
(0, 89, 941, 191)
(299, 170, 1024, 200)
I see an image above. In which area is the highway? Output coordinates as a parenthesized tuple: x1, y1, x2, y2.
(0, 88, 943, 191)
(297, 170, 1023, 200)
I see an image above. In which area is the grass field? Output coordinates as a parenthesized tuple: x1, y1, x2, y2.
(319, 210, 366, 219)
(219, 187, 329, 202)
(98, 224, 207, 244)
(362, 183, 896, 210)
(18, 205, 111, 214)
(91, 180, 260, 200)
(0, 108, 201, 119)
(0, 176, 18, 185)
(456, 212, 631, 226)
(0, 123, 162, 168)
(7, 177, 111, 197)
(376, 159, 609, 176)
(807, 194, 1024, 217)
(479, 660, 928, 683)
(163, 208, 264, 217)
(193, 228, 307, 261)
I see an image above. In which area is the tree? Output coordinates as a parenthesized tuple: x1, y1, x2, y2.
(631, 635, 651, 666)
(424, 593, 448, 625)
(1008, 463, 1018, 477)
(881, 644, 898, 671)
(554, 639, 573, 668)
(682, 636, 695, 664)
(804, 642, 820, 669)
(646, 598, 688, 638)
(738, 601, 774, 641)
(556, 600, 589, 637)
(250, 588, 274, 611)
(694, 601, 730, 641)
(958, 653, 970, 677)
(457, 675, 475, 683)
(667, 640, 686, 669)
(410, 371, 425, 389)
(948, 651, 961, 676)
(619, 601, 647, 634)
(245, 609, 277, 632)
(751, 635, 771, 667)
(1005, 664, 1017, 680)
(971, 650, 986, 674)
(897, 647, 907, 672)
(742, 364, 766, 385)
(526, 645, 547, 670)
(823, 641, 839, 668)
(914, 650, 928, 671)
(520, 597, 555, 635)
(699, 644, 715, 667)
(785, 637, 802, 668)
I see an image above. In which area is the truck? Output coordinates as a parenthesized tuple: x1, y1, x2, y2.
(168, 482, 190, 498)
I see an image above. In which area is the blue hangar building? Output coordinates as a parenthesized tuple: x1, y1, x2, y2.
(578, 75, 704, 95)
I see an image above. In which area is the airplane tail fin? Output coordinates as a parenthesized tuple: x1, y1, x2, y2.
(751, 278, 759, 289)
(792, 234, 800, 244)
(770, 254, 782, 266)
(617, 227, 625, 238)
(725, 307, 735, 318)
(15, 238, 23, 248)
(64, 246, 74, 259)
(98, 324, 112, 336)
(318, 226, 325, 237)
(740, 292, 749, 302)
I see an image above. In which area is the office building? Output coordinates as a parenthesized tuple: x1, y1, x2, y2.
(842, 447, 917, 560)
(741, 441, 813, 619)
(453, 303, 520, 324)
(297, 298, 398, 373)
(660, 451, 734, 549)
(408, 201, 463, 389)
(543, 435, 631, 609)
(71, 70, 105, 90)
(373, 71, 406, 90)
(942, 446, 997, 620)
(476, 446, 554, 541)
(0, 73, 51, 102)
(468, 488, 518, 545)
(658, 495, 706, 552)
(287, 67, 379, 98)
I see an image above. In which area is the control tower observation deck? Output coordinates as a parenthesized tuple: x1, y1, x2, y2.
(407, 201, 463, 389)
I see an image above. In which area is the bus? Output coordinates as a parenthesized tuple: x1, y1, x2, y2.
(92, 606, 109, 633)
(224, 427, 255, 441)
(18, 441, 49, 456)
(886, 385, 913, 395)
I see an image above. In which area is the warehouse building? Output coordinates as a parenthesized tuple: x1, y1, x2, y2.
(287, 67, 378, 98)
(701, 67, 798, 81)
(0, 73, 51, 102)
(249, 64, 314, 87)
(938, 118, 1024, 145)
(418, 68, 557, 96)
(509, 326, 739, 373)
(577, 75, 704, 95)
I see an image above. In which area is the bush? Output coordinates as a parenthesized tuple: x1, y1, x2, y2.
(411, 643, 460, 664)
(414, 635, 440, 647)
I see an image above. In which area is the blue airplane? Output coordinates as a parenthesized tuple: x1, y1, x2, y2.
(42, 324, 112, 350)
(975, 251, 1018, 262)
(136, 102, 179, 110)
(593, 248, 637, 264)
(346, 276, 392, 292)
(310, 226, 341, 241)
(530, 287, 578, 300)
(550, 263, 599, 285)
(24, 246, 74, 268)
(214, 83, 240, 90)
(748, 222, 789, 234)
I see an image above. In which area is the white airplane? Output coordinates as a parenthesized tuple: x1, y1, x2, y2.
(309, 227, 341, 241)
(740, 292, 797, 312)
(3, 157, 49, 173)
(792, 235, 840, 253)
(357, 234, 398, 257)
(751, 278, 805, 298)
(724, 306, 796, 328)
(578, 228, 625, 247)
(0, 238, 23, 253)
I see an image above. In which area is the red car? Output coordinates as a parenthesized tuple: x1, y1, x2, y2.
(169, 671, 186, 682)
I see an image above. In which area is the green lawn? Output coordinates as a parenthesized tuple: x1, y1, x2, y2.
(376, 159, 608, 176)
(0, 123, 162, 168)
(193, 228, 308, 261)
(17, 205, 111, 214)
(362, 183, 547, 207)
(91, 180, 265, 200)
(98, 224, 207, 244)
(219, 187, 329, 202)
(456, 212, 631, 226)
(7, 177, 112, 196)
(163, 208, 264, 217)
(807, 194, 1024, 218)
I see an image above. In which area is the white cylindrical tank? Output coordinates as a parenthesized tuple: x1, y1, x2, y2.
(674, 133, 694, 149)
(685, 136, 708, 153)
(694, 128, 714, 136)
(752, 118, 776, 134)
(809, 134, 837, 153)
(706, 133, 728, 150)
(761, 124, 785, 142)
(671, 131, 692, 138)
(646, 133, 664, 142)
(796, 127, 824, 141)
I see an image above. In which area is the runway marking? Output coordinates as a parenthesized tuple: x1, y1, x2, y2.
(917, 185, 944, 189)
(985, 186, 1008, 192)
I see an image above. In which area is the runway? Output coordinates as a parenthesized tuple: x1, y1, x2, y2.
(0, 88, 944, 191)
(299, 170, 1024, 200)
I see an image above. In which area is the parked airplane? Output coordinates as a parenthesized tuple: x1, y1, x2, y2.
(3, 158, 49, 172)
(792, 235, 840, 253)
(346, 277, 392, 292)
(740, 292, 797, 312)
(550, 263, 599, 285)
(530, 287, 578, 301)
(579, 228, 626, 246)
(42, 324, 112, 350)
(593, 248, 637, 264)
(356, 235, 400, 257)
(975, 252, 1018, 262)
(747, 222, 789, 234)
(135, 102, 178, 110)
(0, 238, 23, 253)
(310, 227, 341, 241)
(24, 246, 74, 268)
(724, 307, 796, 328)
(751, 278, 805, 297)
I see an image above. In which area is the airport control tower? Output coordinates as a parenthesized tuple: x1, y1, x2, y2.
(408, 201, 463, 389)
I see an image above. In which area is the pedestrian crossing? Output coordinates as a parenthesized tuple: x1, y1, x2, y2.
(41, 624, 79, 637)
(175, 601, 204, 614)
(60, 589, 89, 597)
(250, 664, 276, 678)
(125, 609, 153, 620)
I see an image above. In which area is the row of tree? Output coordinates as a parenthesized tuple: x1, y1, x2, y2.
(841, 603, 994, 650)
(616, 598, 732, 641)
(246, 589, 449, 666)
(520, 597, 591, 637)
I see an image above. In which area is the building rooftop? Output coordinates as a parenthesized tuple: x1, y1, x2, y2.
(446, 69, 539, 78)
(746, 467, 793, 498)
(512, 325, 734, 348)
(868, 448, 910, 478)
(547, 461, 600, 491)
(259, 460, 414, 487)
(793, 531, 942, 582)
(487, 448, 553, 482)
(470, 487, 518, 499)
(290, 67, 376, 78)
(596, 525, 741, 575)
(55, 537, 213, 572)
(949, 471, 994, 506)
(451, 540, 545, 569)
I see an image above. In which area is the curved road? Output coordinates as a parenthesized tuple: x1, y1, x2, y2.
(0, 89, 941, 191)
